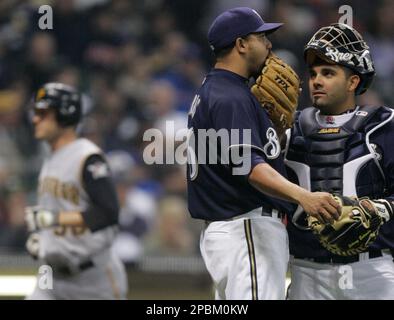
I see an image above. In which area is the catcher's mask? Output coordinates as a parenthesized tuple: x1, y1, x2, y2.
(34, 82, 81, 126)
(304, 23, 375, 95)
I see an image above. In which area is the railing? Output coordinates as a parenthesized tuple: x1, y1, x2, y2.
(0, 251, 213, 299)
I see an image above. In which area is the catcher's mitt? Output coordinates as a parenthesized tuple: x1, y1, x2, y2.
(251, 52, 300, 136)
(308, 195, 392, 256)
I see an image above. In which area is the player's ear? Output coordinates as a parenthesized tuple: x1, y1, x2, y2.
(235, 37, 248, 53)
(348, 74, 360, 93)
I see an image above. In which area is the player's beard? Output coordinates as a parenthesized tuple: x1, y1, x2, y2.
(248, 49, 268, 79)
(311, 90, 352, 115)
(250, 57, 266, 80)
(253, 63, 264, 79)
(312, 98, 337, 115)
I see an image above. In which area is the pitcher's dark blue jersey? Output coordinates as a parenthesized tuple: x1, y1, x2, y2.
(286, 106, 394, 257)
(187, 69, 293, 221)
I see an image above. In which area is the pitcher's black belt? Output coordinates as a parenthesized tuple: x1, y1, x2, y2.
(261, 209, 286, 220)
(205, 207, 286, 225)
(294, 249, 391, 264)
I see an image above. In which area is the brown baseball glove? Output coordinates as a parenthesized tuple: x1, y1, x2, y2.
(251, 52, 300, 136)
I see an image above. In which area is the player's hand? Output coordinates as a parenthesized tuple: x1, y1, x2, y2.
(25, 206, 58, 231)
(26, 233, 40, 259)
(298, 191, 341, 224)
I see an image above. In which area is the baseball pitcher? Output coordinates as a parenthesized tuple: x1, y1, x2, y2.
(187, 7, 341, 300)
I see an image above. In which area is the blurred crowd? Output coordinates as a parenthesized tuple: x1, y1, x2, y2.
(0, 0, 393, 264)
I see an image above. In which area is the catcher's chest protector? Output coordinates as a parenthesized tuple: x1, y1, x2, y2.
(286, 106, 391, 201)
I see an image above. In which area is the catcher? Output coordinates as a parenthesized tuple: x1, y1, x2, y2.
(282, 23, 394, 299)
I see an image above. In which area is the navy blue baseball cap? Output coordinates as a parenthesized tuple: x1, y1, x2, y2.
(208, 7, 283, 51)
